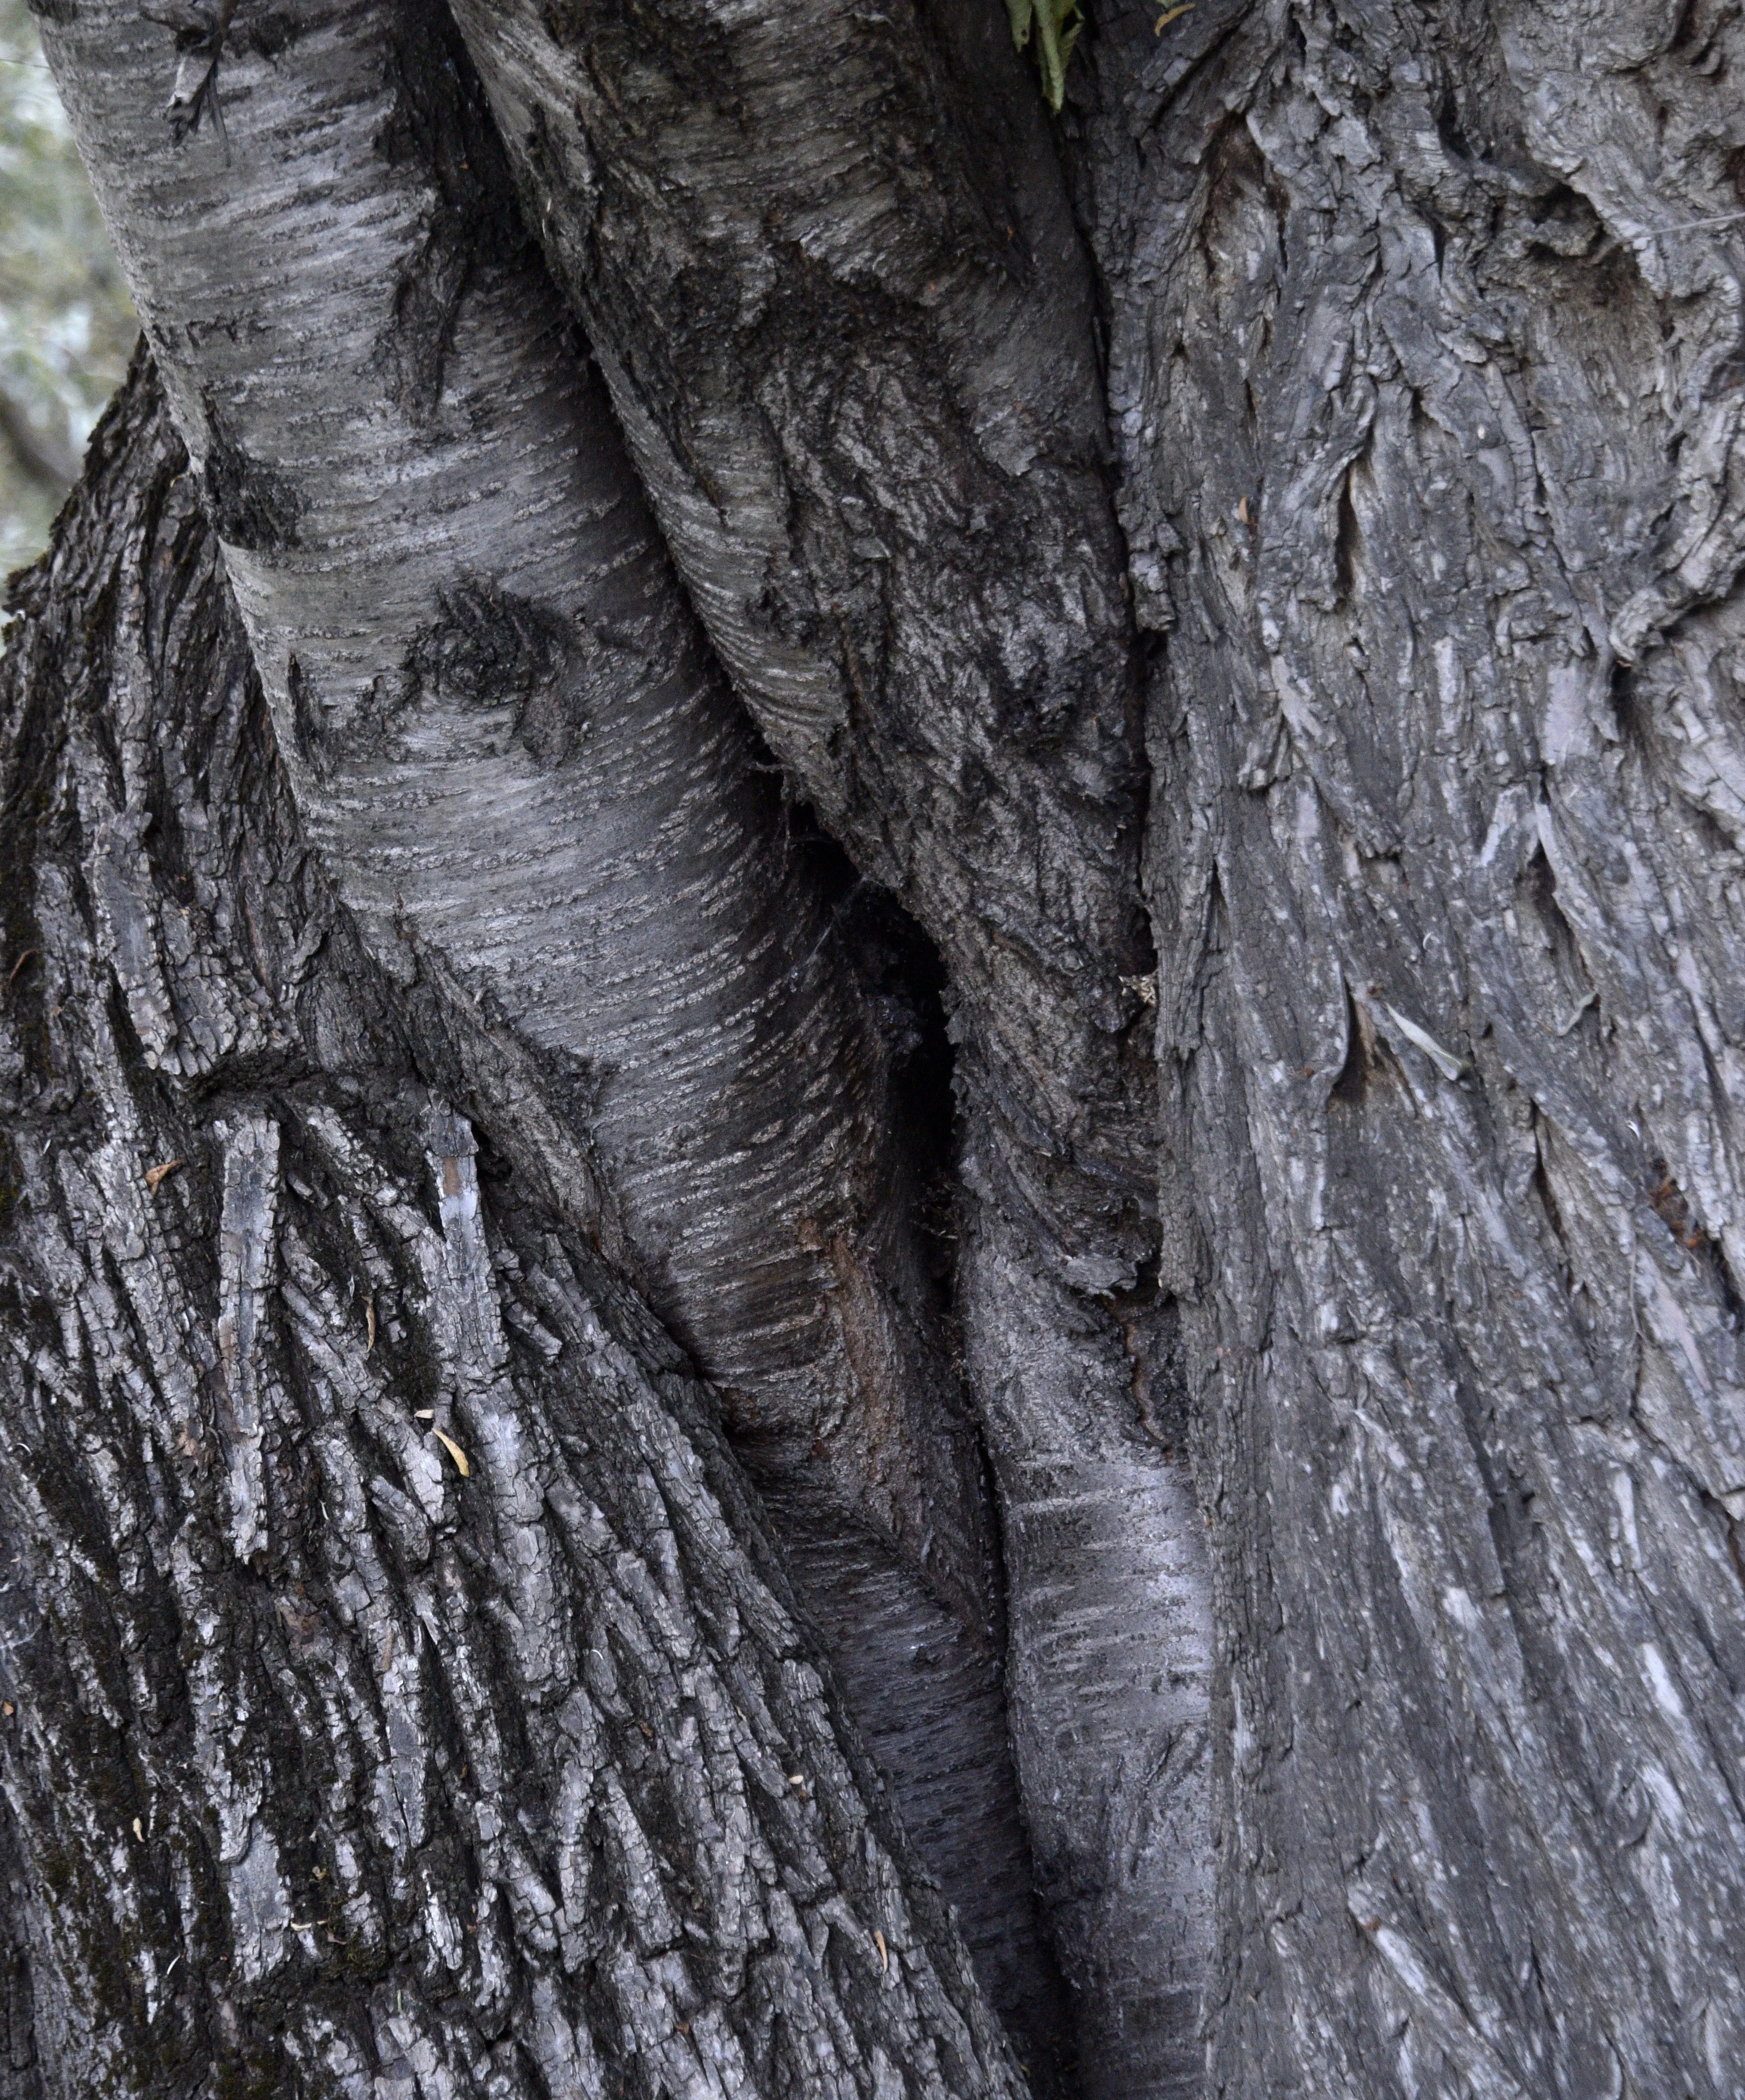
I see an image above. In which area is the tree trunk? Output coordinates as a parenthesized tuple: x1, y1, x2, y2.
(34, 0, 1074, 2076)
(444, 13, 1217, 2088)
(7, 0, 1745, 2095)
(1067, 0, 1745, 2093)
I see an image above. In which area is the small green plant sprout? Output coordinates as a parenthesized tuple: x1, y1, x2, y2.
(1007, 1, 1196, 113)
(1005, 0, 1083, 113)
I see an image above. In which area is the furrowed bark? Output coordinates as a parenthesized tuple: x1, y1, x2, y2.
(1071, 0, 1745, 2091)
(0, 350, 1031, 2100)
(443, 8, 1217, 2085)
(36, 0, 1068, 2066)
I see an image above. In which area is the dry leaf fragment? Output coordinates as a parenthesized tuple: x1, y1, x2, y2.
(433, 1427, 470, 1477)
(132, 1817, 143, 1840)
(1381, 1000, 1468, 1082)
(1154, 2, 1194, 28)
(365, 1296, 376, 1354)
(7, 949, 38, 984)
(875, 1928, 888, 1973)
(1237, 494, 1251, 525)
(415, 1408, 433, 1421)
(144, 1159, 184, 1194)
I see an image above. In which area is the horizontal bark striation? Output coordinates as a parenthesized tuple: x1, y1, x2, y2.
(1073, 0, 1745, 2092)
(447, 0, 1157, 1279)
(40, 0, 994, 1641)
(443, 6, 1218, 2085)
(0, 357, 1029, 2100)
(959, 1209, 1212, 2100)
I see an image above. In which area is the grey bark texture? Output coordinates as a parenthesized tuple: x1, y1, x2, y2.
(442, 12, 1216, 2089)
(5, 0, 1745, 2095)
(0, 353, 1028, 2100)
(1068, 0, 1745, 2093)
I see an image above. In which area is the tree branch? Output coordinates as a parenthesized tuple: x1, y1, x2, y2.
(0, 390, 74, 494)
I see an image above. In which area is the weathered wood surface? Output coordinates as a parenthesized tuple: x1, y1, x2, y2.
(1071, 0, 1745, 2092)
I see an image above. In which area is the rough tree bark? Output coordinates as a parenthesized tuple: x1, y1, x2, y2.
(1067, 0, 1745, 2094)
(5, 0, 1745, 2096)
(36, 0, 1072, 2077)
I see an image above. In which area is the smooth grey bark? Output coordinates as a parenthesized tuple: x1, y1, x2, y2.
(0, 352, 1028, 2100)
(1067, 0, 1745, 2093)
(36, 2, 1074, 2071)
(445, 0, 1156, 1274)
(443, 11, 1215, 2090)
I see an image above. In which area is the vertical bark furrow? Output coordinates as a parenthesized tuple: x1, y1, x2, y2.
(0, 358, 1028, 2100)
(34, 2, 1076, 2046)
(1072, 0, 1745, 2092)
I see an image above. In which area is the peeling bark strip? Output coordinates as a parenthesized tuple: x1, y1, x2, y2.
(447, 0, 1157, 1274)
(0, 357, 1027, 2100)
(215, 1111, 281, 1563)
(34, 3, 1079, 2053)
(1072, 0, 1745, 2092)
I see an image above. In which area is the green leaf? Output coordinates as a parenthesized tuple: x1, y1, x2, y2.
(1006, 0, 1084, 113)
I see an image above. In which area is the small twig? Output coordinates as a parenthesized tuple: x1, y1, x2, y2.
(7, 949, 39, 985)
(0, 392, 75, 491)
(1637, 203, 1745, 239)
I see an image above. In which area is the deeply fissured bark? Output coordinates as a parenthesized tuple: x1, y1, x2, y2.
(1071, 0, 1745, 2091)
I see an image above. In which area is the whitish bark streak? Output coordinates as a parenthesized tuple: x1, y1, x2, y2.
(1071, 0, 1745, 2091)
(36, 0, 1072, 2044)
(0, 356, 1026, 2100)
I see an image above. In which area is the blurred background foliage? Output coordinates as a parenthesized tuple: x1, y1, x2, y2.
(0, 0, 135, 585)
